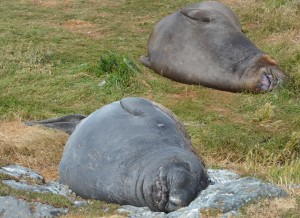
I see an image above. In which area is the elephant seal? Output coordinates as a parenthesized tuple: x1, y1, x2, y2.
(140, 1, 285, 93)
(28, 98, 208, 212)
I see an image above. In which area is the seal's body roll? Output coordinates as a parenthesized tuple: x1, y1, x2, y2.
(59, 97, 208, 212)
(141, 1, 284, 93)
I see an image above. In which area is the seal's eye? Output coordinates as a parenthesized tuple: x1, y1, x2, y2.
(202, 17, 211, 23)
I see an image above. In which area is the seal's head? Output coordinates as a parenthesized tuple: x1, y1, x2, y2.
(151, 163, 208, 212)
(251, 55, 285, 93)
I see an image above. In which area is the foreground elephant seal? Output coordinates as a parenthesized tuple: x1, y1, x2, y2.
(59, 97, 208, 212)
(141, 1, 285, 93)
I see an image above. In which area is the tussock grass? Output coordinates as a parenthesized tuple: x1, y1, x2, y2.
(0, 0, 299, 217)
(253, 102, 276, 122)
(96, 51, 141, 92)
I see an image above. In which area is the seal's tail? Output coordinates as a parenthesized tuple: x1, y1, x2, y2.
(24, 114, 86, 135)
(140, 55, 152, 68)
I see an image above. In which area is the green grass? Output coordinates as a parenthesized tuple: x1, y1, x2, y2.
(0, 0, 299, 217)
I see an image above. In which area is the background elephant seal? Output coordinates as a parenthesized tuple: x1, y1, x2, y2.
(140, 1, 285, 93)
(58, 97, 208, 212)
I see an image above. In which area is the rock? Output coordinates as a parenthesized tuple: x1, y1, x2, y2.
(2, 179, 73, 197)
(73, 200, 88, 207)
(0, 165, 73, 197)
(44, 181, 74, 196)
(0, 196, 32, 218)
(190, 177, 288, 213)
(0, 164, 44, 183)
(33, 202, 68, 218)
(0, 164, 83, 217)
(0, 196, 68, 218)
(207, 169, 240, 185)
(1, 165, 289, 218)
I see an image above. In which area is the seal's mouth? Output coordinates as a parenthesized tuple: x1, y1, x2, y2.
(152, 168, 169, 211)
(258, 68, 284, 92)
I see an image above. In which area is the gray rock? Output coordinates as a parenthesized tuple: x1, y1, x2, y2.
(2, 180, 72, 197)
(44, 181, 74, 196)
(1, 165, 289, 218)
(190, 177, 288, 213)
(118, 169, 288, 218)
(0, 165, 44, 183)
(33, 202, 68, 218)
(73, 200, 88, 207)
(1, 165, 73, 197)
(2, 179, 50, 193)
(0, 196, 32, 218)
(0, 196, 67, 218)
(207, 169, 240, 185)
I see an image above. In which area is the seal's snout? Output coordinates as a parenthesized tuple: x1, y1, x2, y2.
(258, 67, 284, 93)
(162, 166, 200, 212)
(165, 187, 196, 212)
(165, 196, 183, 212)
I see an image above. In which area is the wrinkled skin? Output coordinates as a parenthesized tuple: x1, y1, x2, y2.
(29, 98, 208, 212)
(141, 1, 285, 93)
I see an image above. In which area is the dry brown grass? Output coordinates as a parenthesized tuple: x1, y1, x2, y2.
(241, 198, 299, 218)
(0, 121, 68, 181)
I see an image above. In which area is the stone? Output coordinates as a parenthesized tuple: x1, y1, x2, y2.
(33, 202, 68, 218)
(1, 165, 289, 217)
(2, 180, 73, 197)
(0, 196, 67, 218)
(0, 196, 32, 218)
(0, 164, 44, 183)
(207, 169, 240, 185)
(0, 165, 73, 197)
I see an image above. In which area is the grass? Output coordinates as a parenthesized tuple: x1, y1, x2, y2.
(0, 0, 299, 217)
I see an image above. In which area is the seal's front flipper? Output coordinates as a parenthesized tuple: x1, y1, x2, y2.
(140, 55, 152, 68)
(24, 114, 87, 135)
(120, 97, 154, 116)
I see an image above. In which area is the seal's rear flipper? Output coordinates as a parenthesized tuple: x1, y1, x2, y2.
(24, 114, 87, 135)
(140, 55, 152, 68)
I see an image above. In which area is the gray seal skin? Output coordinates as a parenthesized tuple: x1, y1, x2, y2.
(59, 97, 209, 212)
(24, 114, 86, 135)
(140, 1, 285, 93)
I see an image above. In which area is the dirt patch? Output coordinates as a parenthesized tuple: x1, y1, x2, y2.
(60, 19, 105, 38)
(0, 121, 68, 181)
